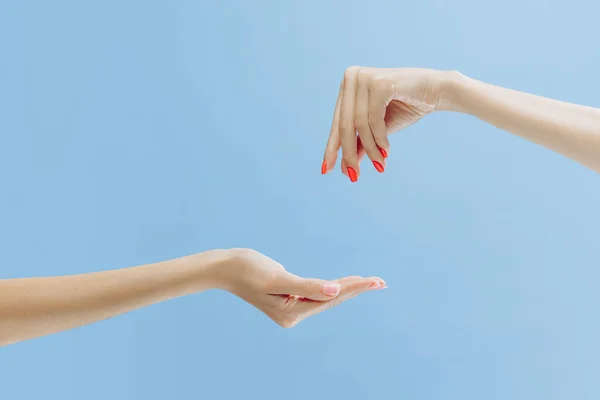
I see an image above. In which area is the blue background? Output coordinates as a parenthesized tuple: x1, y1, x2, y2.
(2, 0, 600, 399)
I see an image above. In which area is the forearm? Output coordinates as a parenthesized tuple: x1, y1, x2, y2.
(0, 250, 229, 347)
(444, 71, 600, 173)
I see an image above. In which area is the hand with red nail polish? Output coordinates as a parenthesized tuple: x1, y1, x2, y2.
(217, 249, 386, 328)
(322, 67, 451, 181)
(322, 67, 600, 176)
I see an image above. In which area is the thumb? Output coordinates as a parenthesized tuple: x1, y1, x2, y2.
(275, 276, 341, 301)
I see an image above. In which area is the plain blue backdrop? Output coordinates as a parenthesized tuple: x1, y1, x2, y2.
(1, 0, 600, 399)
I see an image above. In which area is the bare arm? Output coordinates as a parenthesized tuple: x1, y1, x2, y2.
(0, 249, 384, 346)
(0, 251, 225, 346)
(446, 72, 600, 173)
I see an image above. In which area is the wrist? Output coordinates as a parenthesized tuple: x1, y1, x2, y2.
(188, 248, 250, 292)
(436, 70, 473, 113)
(160, 249, 236, 295)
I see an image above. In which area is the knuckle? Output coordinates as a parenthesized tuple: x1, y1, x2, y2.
(337, 121, 354, 135)
(302, 280, 317, 295)
(356, 69, 369, 83)
(371, 75, 385, 85)
(344, 66, 361, 80)
(355, 118, 369, 131)
(342, 154, 357, 165)
(372, 78, 390, 95)
(368, 115, 380, 127)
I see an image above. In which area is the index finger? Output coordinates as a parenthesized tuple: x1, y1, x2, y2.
(322, 81, 343, 174)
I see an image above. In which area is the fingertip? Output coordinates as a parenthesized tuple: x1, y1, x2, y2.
(342, 157, 360, 182)
(379, 147, 389, 159)
(372, 160, 385, 173)
(321, 159, 328, 175)
(323, 145, 341, 172)
(347, 167, 358, 182)
(365, 277, 387, 291)
(341, 159, 348, 176)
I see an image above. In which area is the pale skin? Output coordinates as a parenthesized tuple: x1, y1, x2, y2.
(322, 67, 600, 180)
(0, 248, 386, 347)
(5, 67, 598, 348)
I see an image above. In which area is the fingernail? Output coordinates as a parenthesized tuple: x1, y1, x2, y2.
(373, 161, 385, 173)
(322, 282, 341, 296)
(347, 167, 357, 182)
(368, 281, 382, 290)
(379, 148, 388, 159)
(321, 159, 327, 175)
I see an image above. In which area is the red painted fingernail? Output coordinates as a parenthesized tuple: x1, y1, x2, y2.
(373, 161, 385, 173)
(321, 159, 327, 175)
(347, 167, 357, 182)
(379, 148, 388, 158)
